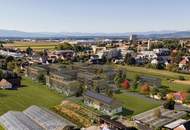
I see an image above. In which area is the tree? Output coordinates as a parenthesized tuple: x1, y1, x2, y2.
(154, 108, 161, 118)
(7, 61, 16, 71)
(6, 56, 14, 63)
(166, 93, 174, 101)
(0, 70, 3, 79)
(124, 53, 136, 65)
(185, 94, 190, 104)
(105, 88, 113, 97)
(150, 87, 159, 95)
(140, 83, 150, 94)
(163, 100, 175, 110)
(26, 46, 33, 56)
(37, 73, 46, 84)
(178, 76, 185, 81)
(96, 68, 103, 75)
(132, 74, 140, 90)
(158, 88, 168, 99)
(55, 42, 73, 50)
(94, 86, 100, 93)
(114, 69, 126, 87)
(121, 80, 130, 89)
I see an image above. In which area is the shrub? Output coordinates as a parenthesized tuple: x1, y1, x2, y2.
(121, 80, 130, 89)
(163, 100, 175, 110)
(37, 73, 46, 84)
(140, 83, 150, 94)
(178, 76, 185, 80)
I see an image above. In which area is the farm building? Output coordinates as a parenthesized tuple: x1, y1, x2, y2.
(0, 105, 76, 130)
(139, 76, 161, 87)
(83, 90, 122, 115)
(0, 111, 43, 130)
(132, 107, 187, 130)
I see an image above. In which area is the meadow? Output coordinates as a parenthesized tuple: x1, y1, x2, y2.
(115, 65, 190, 92)
(0, 77, 64, 115)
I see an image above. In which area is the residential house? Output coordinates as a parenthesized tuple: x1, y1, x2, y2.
(83, 90, 122, 115)
(173, 92, 188, 104)
(0, 79, 12, 89)
(52, 50, 75, 60)
(179, 58, 189, 70)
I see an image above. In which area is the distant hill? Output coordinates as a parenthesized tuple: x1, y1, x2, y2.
(0, 29, 190, 39)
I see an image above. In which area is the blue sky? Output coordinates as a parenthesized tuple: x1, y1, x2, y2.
(0, 0, 190, 33)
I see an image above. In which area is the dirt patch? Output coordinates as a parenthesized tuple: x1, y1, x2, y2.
(173, 80, 190, 85)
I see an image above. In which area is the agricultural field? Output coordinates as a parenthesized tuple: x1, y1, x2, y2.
(114, 93, 161, 116)
(3, 41, 60, 51)
(0, 77, 64, 115)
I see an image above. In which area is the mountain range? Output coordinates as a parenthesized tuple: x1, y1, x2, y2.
(0, 29, 190, 39)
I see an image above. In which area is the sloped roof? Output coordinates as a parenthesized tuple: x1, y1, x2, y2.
(0, 111, 43, 130)
(133, 107, 187, 128)
(23, 105, 75, 130)
(0, 105, 76, 130)
(173, 92, 188, 101)
(0, 79, 12, 89)
(84, 91, 122, 108)
(179, 59, 189, 65)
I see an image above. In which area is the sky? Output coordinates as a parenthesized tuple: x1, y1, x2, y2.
(0, 0, 190, 33)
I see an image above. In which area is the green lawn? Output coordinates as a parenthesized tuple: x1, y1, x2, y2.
(114, 93, 161, 116)
(117, 65, 190, 79)
(0, 125, 4, 130)
(0, 77, 64, 115)
(114, 65, 190, 92)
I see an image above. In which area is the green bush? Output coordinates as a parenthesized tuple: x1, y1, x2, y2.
(178, 76, 185, 81)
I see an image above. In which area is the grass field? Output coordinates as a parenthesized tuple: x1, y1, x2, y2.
(114, 93, 161, 116)
(3, 41, 60, 51)
(0, 126, 4, 130)
(115, 65, 190, 92)
(0, 77, 64, 115)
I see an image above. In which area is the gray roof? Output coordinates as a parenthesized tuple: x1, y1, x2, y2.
(23, 105, 75, 130)
(0, 105, 76, 130)
(164, 119, 187, 129)
(84, 91, 122, 108)
(133, 107, 187, 128)
(0, 111, 43, 130)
